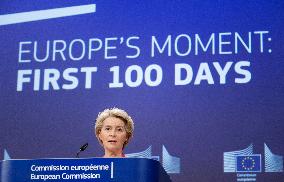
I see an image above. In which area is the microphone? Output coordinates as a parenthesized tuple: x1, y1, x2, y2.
(76, 143, 88, 158)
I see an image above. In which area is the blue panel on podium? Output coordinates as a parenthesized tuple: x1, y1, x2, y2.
(1, 158, 171, 182)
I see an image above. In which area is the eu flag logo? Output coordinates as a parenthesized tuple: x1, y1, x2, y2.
(236, 155, 262, 172)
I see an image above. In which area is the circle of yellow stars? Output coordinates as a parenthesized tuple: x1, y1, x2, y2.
(241, 156, 255, 170)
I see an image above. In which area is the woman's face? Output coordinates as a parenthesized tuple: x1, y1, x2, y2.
(99, 117, 128, 153)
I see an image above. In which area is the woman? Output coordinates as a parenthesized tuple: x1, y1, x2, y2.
(95, 107, 134, 158)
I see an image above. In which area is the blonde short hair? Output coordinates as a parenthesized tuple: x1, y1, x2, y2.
(95, 108, 134, 148)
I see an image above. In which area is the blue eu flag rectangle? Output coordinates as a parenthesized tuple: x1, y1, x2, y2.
(236, 155, 261, 172)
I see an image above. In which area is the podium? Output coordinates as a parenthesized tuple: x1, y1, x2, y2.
(1, 158, 171, 182)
